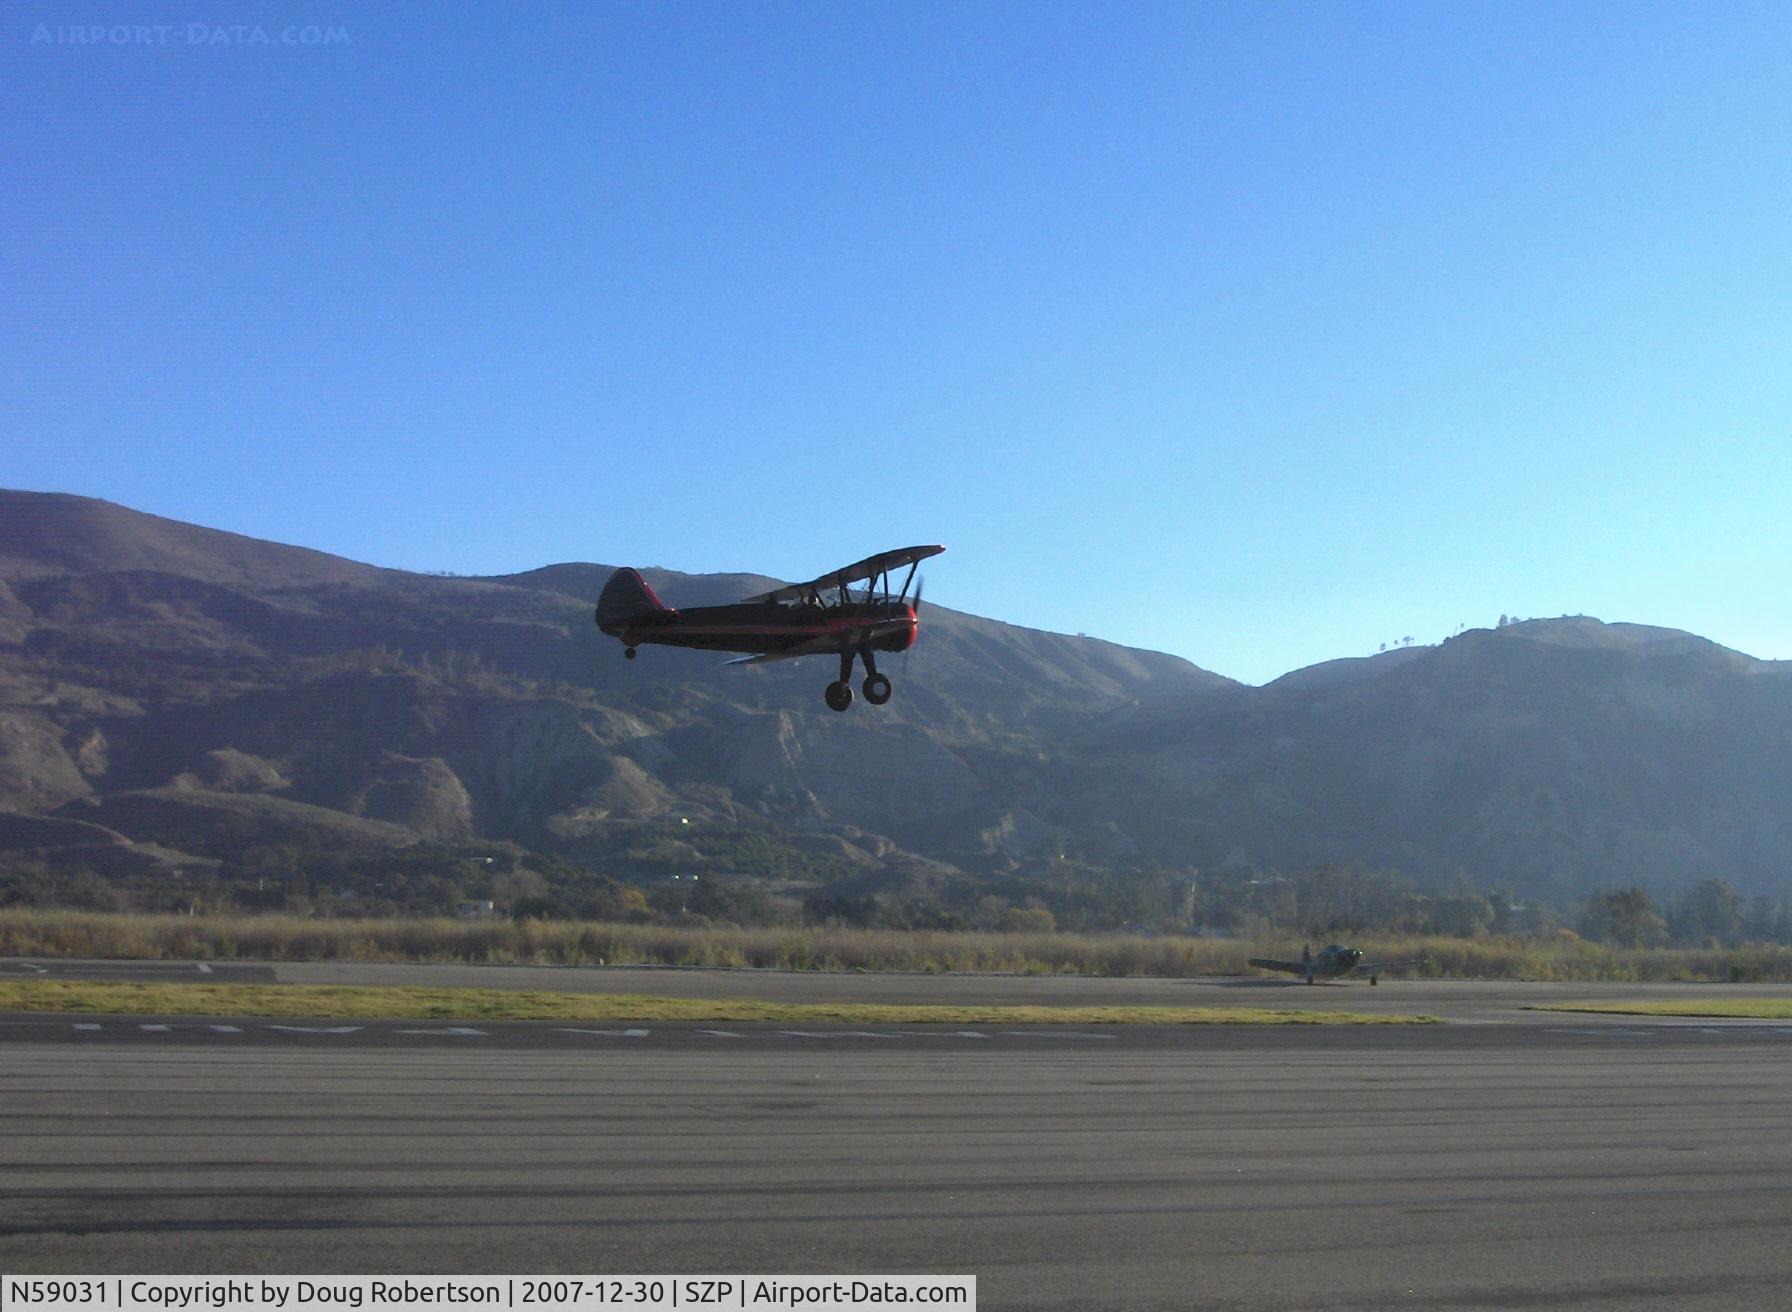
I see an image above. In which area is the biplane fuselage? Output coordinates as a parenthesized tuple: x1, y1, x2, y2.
(596, 545, 942, 711)
(605, 598, 919, 657)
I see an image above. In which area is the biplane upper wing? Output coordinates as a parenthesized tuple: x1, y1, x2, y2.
(745, 545, 945, 604)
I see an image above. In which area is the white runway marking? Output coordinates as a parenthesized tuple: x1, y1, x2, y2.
(23, 1021, 1149, 1044)
(196, 963, 213, 974)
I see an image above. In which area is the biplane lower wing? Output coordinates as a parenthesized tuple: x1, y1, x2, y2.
(724, 638, 840, 666)
(725, 615, 916, 666)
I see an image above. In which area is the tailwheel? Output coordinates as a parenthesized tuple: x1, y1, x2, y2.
(863, 673, 892, 705)
(824, 680, 854, 712)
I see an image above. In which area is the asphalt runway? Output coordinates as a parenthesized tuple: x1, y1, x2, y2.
(5, 972, 1792, 1309)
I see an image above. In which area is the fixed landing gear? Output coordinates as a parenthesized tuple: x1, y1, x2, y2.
(624, 647, 637, 660)
(859, 648, 892, 706)
(825, 649, 859, 712)
(1370, 976, 1379, 986)
(823, 648, 894, 711)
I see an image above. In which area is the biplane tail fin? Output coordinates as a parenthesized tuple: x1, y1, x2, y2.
(596, 567, 673, 635)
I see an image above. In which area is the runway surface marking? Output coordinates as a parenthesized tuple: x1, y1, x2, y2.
(10, 1016, 1792, 1054)
(0, 959, 276, 981)
(0, 1019, 1147, 1043)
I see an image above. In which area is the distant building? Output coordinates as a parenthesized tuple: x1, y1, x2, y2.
(456, 900, 499, 919)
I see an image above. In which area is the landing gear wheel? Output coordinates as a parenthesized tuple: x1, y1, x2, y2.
(824, 681, 854, 712)
(1370, 976, 1378, 986)
(863, 673, 892, 705)
(624, 647, 637, 660)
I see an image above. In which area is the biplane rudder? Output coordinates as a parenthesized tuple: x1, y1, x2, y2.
(596, 567, 673, 635)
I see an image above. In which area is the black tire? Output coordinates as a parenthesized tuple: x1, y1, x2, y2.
(1370, 976, 1378, 986)
(624, 647, 637, 660)
(824, 680, 854, 712)
(863, 673, 892, 705)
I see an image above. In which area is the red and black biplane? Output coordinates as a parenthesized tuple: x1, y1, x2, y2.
(596, 545, 944, 712)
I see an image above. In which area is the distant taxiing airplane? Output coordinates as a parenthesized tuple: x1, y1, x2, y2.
(1247, 943, 1426, 985)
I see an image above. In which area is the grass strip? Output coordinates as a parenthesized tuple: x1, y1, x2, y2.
(1537, 1000, 1792, 1020)
(0, 980, 1436, 1025)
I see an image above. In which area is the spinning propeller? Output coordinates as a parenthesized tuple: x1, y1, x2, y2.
(903, 574, 925, 676)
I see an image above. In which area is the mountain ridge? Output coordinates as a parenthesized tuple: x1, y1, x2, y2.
(1, 488, 1786, 902)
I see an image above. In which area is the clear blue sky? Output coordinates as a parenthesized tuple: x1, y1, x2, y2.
(6, 2, 1790, 683)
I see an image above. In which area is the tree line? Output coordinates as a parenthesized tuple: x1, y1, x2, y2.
(6, 835, 1790, 951)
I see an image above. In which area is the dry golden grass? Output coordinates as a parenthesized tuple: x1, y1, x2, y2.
(0, 980, 1433, 1025)
(0, 909, 1258, 973)
(5, 909, 1792, 982)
